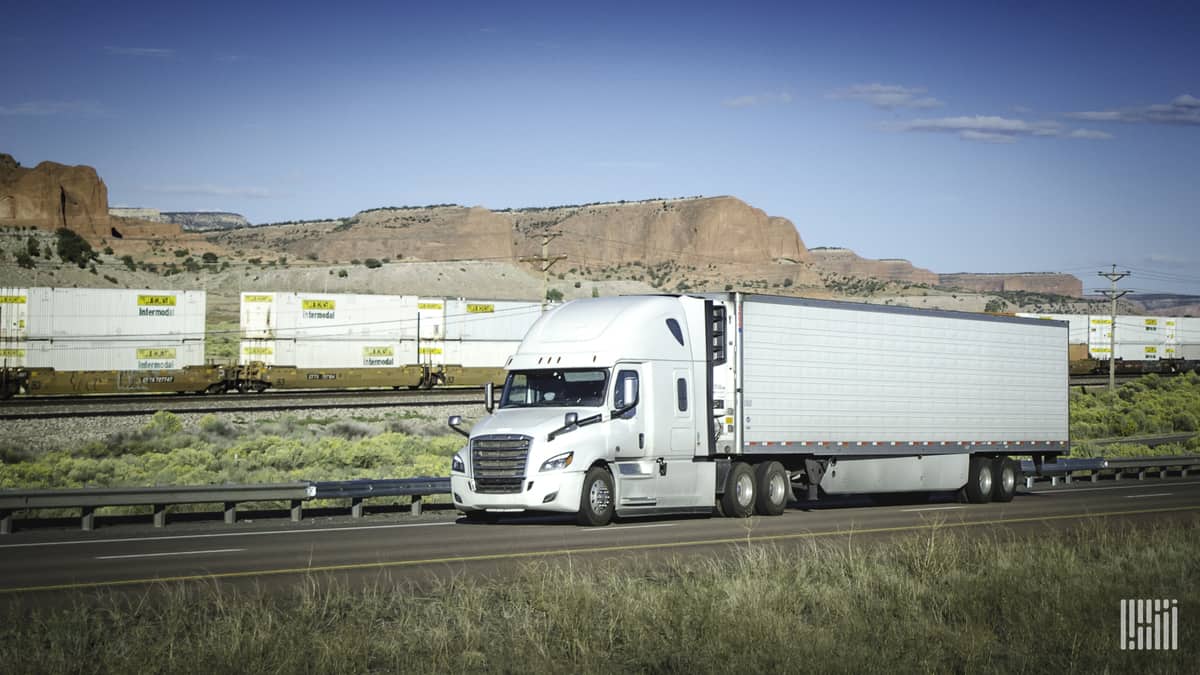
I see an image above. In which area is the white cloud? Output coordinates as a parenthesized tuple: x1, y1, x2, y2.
(722, 91, 793, 108)
(105, 46, 174, 57)
(828, 83, 943, 110)
(881, 115, 1062, 142)
(1068, 129, 1114, 140)
(0, 100, 104, 116)
(1067, 94, 1200, 126)
(144, 184, 277, 199)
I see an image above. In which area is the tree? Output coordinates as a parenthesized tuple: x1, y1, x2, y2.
(546, 288, 564, 302)
(55, 228, 96, 268)
(364, 258, 382, 269)
(984, 299, 1008, 313)
(25, 235, 39, 258)
(16, 252, 35, 269)
(201, 252, 219, 263)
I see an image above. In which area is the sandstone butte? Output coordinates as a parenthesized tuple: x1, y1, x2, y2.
(1, 153, 1083, 296)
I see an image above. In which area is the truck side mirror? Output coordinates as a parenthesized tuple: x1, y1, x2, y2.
(564, 412, 578, 427)
(622, 377, 638, 408)
(484, 381, 495, 413)
(447, 415, 469, 438)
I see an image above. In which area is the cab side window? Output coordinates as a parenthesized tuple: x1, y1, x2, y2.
(614, 369, 638, 410)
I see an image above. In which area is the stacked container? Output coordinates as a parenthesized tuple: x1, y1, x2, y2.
(1, 287, 205, 370)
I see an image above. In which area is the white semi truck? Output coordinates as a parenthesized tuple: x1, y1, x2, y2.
(448, 294, 1068, 525)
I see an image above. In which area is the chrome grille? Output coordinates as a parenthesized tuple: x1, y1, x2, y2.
(471, 435, 531, 494)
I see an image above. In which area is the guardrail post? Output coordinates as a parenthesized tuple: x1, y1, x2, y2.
(153, 504, 167, 528)
(1025, 476, 1034, 489)
(0, 511, 11, 535)
(1137, 470, 1146, 481)
(1064, 473, 1073, 485)
(1184, 467, 1191, 478)
(1114, 470, 1123, 481)
(411, 496, 423, 516)
(1158, 468, 1167, 479)
(224, 502, 237, 524)
(290, 499, 303, 522)
(351, 497, 364, 518)
(1050, 476, 1059, 487)
(81, 506, 95, 531)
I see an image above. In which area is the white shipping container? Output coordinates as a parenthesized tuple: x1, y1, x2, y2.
(25, 288, 205, 339)
(24, 340, 205, 371)
(1180, 318, 1200, 360)
(1016, 312, 1089, 344)
(0, 287, 30, 341)
(741, 298, 1068, 446)
(240, 292, 418, 341)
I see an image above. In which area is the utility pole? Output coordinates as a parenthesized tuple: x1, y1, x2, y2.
(1096, 265, 1131, 392)
(519, 231, 567, 308)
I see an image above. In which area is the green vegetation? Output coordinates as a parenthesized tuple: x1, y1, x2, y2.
(2, 518, 1197, 673)
(0, 412, 459, 490)
(54, 227, 97, 268)
(363, 258, 382, 269)
(204, 320, 239, 363)
(546, 288, 564, 302)
(1070, 373, 1200, 458)
(984, 298, 1008, 313)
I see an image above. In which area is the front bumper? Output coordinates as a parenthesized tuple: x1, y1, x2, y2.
(451, 471, 584, 514)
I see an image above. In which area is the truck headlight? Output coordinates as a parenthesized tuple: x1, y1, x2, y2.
(539, 451, 574, 472)
(451, 452, 466, 474)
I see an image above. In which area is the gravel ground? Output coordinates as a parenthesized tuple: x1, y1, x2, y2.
(4, 402, 485, 453)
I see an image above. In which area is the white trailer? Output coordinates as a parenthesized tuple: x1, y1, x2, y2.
(450, 294, 1069, 525)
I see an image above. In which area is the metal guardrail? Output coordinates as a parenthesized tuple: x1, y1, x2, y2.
(3, 455, 1199, 534)
(1020, 455, 1200, 488)
(0, 477, 450, 534)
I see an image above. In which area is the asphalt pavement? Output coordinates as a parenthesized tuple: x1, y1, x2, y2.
(2, 476, 1198, 598)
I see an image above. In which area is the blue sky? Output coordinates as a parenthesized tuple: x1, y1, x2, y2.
(2, 1, 1197, 293)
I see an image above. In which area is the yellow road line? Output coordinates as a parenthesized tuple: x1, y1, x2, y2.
(3, 505, 1197, 594)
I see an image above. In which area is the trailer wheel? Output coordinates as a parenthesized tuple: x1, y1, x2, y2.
(721, 462, 756, 518)
(754, 461, 788, 516)
(577, 466, 615, 526)
(964, 456, 994, 504)
(991, 457, 1019, 503)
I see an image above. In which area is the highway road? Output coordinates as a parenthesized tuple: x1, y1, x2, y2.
(2, 477, 1198, 598)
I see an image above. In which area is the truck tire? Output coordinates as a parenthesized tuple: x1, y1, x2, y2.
(991, 457, 1019, 503)
(964, 456, 994, 504)
(577, 466, 615, 526)
(720, 462, 756, 518)
(754, 461, 788, 516)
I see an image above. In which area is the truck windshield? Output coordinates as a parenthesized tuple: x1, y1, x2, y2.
(500, 369, 609, 408)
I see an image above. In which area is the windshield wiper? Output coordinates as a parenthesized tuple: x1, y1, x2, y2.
(547, 413, 603, 442)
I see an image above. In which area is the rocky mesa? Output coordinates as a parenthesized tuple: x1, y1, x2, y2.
(0, 153, 110, 237)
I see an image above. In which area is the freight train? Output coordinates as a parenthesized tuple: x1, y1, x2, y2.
(1, 287, 1196, 399)
(1016, 313, 1200, 376)
(0, 287, 545, 398)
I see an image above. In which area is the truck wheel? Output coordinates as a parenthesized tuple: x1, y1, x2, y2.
(754, 461, 788, 516)
(721, 462, 756, 518)
(964, 456, 994, 504)
(577, 466, 615, 526)
(991, 457, 1019, 503)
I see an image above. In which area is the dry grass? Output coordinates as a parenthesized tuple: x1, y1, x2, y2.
(3, 517, 1197, 673)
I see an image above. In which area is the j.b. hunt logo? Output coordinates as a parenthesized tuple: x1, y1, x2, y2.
(362, 346, 394, 366)
(1120, 599, 1178, 650)
(302, 299, 335, 319)
(137, 294, 176, 317)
